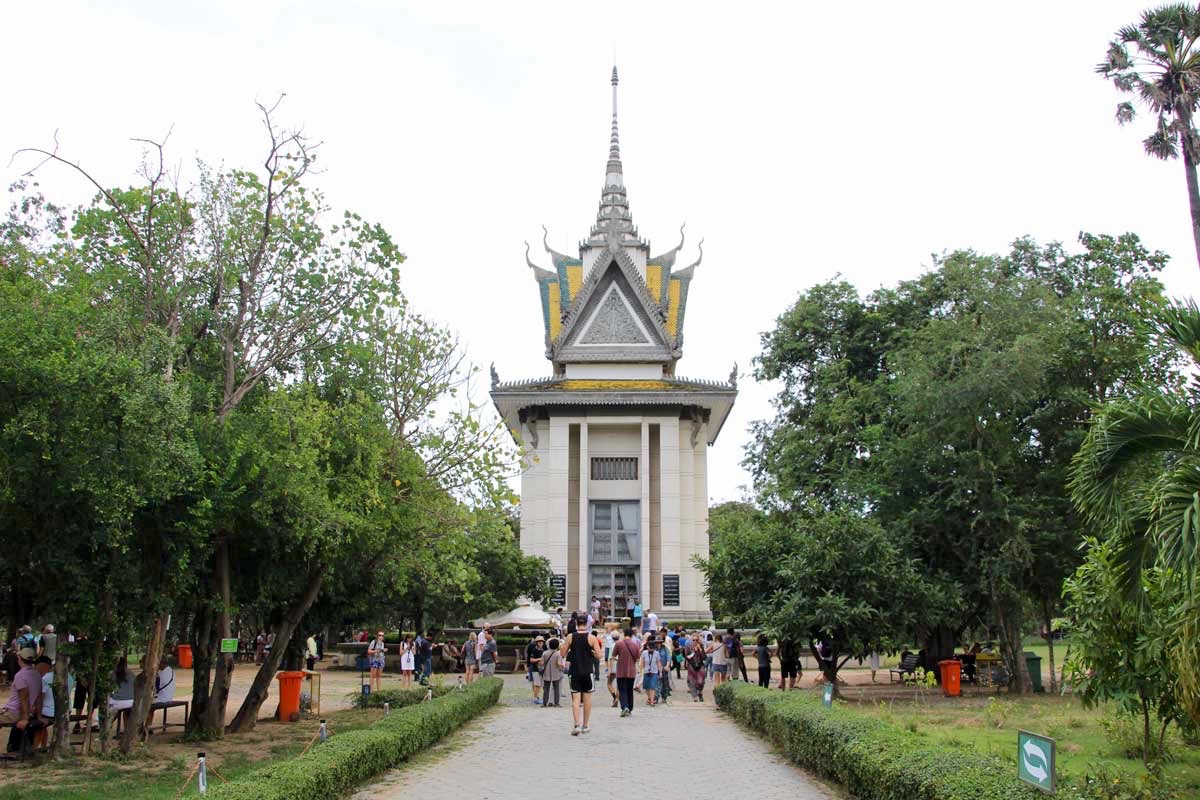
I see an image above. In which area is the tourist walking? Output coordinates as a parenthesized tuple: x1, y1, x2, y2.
(686, 639, 707, 701)
(367, 631, 387, 693)
(613, 628, 641, 716)
(561, 613, 602, 735)
(778, 638, 800, 690)
(641, 638, 661, 706)
(479, 629, 498, 676)
(527, 635, 546, 705)
(463, 632, 478, 684)
(657, 637, 672, 703)
(400, 634, 416, 688)
(709, 629, 728, 686)
(727, 629, 749, 682)
(756, 634, 772, 688)
(541, 638, 563, 707)
(631, 599, 643, 633)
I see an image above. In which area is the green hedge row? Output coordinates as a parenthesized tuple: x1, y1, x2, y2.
(347, 685, 451, 709)
(714, 682, 1044, 800)
(209, 677, 502, 800)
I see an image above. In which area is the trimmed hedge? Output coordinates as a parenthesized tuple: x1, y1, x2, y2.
(714, 682, 1043, 800)
(347, 685, 450, 709)
(209, 677, 502, 800)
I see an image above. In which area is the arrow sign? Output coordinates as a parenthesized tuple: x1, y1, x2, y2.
(1017, 730, 1056, 793)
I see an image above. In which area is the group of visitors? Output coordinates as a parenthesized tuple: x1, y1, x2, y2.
(509, 613, 793, 737)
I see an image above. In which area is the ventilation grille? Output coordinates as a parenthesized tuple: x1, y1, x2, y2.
(591, 457, 638, 481)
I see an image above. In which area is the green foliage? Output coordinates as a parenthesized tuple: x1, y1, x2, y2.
(714, 681, 1045, 799)
(700, 506, 934, 685)
(347, 686, 449, 710)
(749, 234, 1173, 686)
(1063, 537, 1186, 764)
(208, 678, 501, 800)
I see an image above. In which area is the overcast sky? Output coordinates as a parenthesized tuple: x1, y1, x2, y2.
(5, 1, 1200, 502)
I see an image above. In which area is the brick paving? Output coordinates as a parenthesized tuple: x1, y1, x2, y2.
(354, 675, 833, 799)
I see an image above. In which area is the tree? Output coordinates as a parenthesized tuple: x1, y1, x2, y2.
(1099, 3, 1200, 269)
(1070, 298, 1200, 726)
(750, 234, 1172, 692)
(699, 506, 933, 694)
(1063, 537, 1187, 764)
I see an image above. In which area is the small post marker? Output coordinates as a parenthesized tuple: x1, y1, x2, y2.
(318, 720, 328, 743)
(822, 683, 834, 707)
(383, 701, 390, 716)
(197, 752, 208, 795)
(457, 675, 464, 689)
(1017, 730, 1056, 793)
(425, 687, 433, 702)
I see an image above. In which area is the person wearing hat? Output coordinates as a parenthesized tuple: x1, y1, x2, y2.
(0, 647, 41, 730)
(526, 635, 546, 705)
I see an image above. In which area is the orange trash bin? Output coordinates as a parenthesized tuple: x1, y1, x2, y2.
(938, 659, 962, 697)
(276, 670, 305, 721)
(176, 644, 193, 669)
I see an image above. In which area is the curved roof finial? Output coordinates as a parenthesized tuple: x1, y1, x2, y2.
(678, 238, 704, 275)
(524, 240, 554, 280)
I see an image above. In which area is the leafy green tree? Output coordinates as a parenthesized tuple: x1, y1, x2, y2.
(1064, 537, 1187, 764)
(751, 234, 1171, 692)
(1070, 298, 1200, 726)
(1099, 3, 1200, 269)
(699, 507, 932, 694)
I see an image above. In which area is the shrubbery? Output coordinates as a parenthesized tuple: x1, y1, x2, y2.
(715, 682, 1044, 800)
(347, 685, 451, 709)
(209, 677, 502, 800)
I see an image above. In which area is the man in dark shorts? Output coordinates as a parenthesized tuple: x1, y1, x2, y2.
(778, 639, 801, 690)
(560, 613, 603, 736)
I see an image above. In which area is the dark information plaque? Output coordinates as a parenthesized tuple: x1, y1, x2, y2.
(551, 574, 567, 607)
(662, 574, 680, 607)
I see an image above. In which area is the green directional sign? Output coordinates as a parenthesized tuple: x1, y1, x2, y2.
(1018, 730, 1055, 793)
(220, 638, 238, 654)
(822, 683, 834, 707)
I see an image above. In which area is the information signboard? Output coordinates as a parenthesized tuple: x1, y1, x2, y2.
(1018, 730, 1056, 793)
(220, 638, 238, 654)
(662, 574, 680, 607)
(551, 574, 567, 607)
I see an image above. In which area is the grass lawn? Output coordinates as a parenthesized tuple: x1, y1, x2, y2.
(0, 704, 388, 800)
(850, 692, 1200, 794)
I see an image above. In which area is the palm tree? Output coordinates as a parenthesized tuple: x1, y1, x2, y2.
(1099, 4, 1200, 271)
(1070, 299, 1200, 723)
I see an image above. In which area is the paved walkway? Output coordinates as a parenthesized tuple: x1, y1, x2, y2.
(353, 676, 832, 799)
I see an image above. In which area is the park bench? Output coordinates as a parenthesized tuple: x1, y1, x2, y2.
(113, 699, 190, 735)
(888, 653, 920, 683)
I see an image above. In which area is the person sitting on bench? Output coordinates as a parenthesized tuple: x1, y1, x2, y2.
(154, 658, 175, 704)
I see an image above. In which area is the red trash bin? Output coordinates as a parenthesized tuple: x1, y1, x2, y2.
(176, 644, 193, 669)
(276, 670, 305, 721)
(938, 659, 962, 697)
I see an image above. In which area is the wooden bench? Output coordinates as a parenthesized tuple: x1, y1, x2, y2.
(114, 700, 190, 734)
(889, 653, 920, 683)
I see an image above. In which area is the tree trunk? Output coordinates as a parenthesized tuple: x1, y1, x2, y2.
(204, 540, 234, 734)
(996, 603, 1030, 694)
(1042, 600, 1057, 695)
(82, 639, 101, 755)
(120, 612, 168, 753)
(51, 653, 70, 758)
(1180, 125, 1200, 271)
(187, 600, 217, 737)
(1141, 695, 1152, 765)
(226, 567, 326, 733)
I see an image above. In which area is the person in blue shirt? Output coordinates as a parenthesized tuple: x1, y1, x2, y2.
(657, 643, 673, 703)
(631, 600, 643, 633)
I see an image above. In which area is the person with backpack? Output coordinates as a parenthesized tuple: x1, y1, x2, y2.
(726, 628, 749, 682)
(560, 612, 602, 736)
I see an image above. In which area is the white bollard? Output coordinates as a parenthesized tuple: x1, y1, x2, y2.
(383, 702, 390, 716)
(425, 687, 433, 702)
(197, 752, 208, 794)
(319, 720, 328, 742)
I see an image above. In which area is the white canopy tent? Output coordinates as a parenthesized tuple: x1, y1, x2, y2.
(471, 598, 553, 629)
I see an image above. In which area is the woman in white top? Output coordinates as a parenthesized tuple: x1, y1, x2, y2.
(399, 634, 416, 688)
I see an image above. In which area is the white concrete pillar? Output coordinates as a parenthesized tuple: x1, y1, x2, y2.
(677, 419, 695, 614)
(577, 421, 589, 613)
(659, 416, 681, 612)
(548, 417, 571, 581)
(640, 421, 651, 612)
